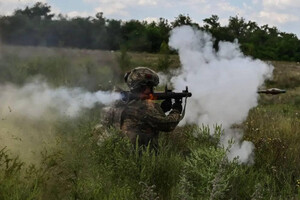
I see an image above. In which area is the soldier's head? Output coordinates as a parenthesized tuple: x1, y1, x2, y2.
(124, 67, 159, 94)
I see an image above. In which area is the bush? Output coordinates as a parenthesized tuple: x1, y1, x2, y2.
(0, 148, 41, 199)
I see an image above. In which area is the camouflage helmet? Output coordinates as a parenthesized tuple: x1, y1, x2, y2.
(124, 67, 159, 90)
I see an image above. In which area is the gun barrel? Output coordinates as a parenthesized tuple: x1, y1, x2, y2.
(257, 88, 286, 95)
(121, 90, 192, 101)
(152, 92, 192, 100)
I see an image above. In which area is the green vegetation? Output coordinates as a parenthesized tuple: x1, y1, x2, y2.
(0, 46, 120, 90)
(117, 45, 132, 72)
(157, 41, 172, 72)
(1, 3, 300, 61)
(0, 46, 299, 199)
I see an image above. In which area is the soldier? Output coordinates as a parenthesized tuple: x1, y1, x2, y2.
(100, 67, 182, 148)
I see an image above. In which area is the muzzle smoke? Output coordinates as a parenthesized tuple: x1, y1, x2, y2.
(169, 26, 273, 164)
(0, 78, 120, 119)
(0, 78, 119, 163)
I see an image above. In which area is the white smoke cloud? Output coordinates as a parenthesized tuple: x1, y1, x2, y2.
(0, 78, 120, 120)
(169, 26, 273, 164)
(222, 129, 255, 164)
(0, 78, 121, 163)
(157, 72, 169, 86)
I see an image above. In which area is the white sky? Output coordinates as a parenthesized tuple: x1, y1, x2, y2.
(0, 0, 299, 37)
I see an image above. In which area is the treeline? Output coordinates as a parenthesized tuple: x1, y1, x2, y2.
(1, 2, 300, 61)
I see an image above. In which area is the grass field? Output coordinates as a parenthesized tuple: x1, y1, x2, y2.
(0, 45, 299, 199)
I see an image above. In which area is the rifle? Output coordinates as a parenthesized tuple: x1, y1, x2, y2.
(120, 86, 192, 102)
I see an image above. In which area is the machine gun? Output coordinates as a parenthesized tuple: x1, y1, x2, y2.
(120, 86, 192, 102)
(257, 88, 286, 95)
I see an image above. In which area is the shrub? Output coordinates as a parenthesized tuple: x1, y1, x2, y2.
(0, 148, 41, 199)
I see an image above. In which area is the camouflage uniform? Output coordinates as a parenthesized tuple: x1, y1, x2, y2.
(101, 67, 182, 147)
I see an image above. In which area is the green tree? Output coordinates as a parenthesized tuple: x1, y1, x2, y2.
(171, 14, 199, 28)
(1, 3, 300, 61)
(14, 2, 54, 20)
(157, 18, 171, 42)
(121, 20, 150, 51)
(227, 16, 248, 40)
(203, 15, 220, 30)
(92, 12, 107, 49)
(202, 15, 231, 50)
(106, 19, 122, 50)
(145, 22, 162, 52)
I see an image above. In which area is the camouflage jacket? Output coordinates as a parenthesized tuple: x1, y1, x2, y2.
(101, 99, 181, 145)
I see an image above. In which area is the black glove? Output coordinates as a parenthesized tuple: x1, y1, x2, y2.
(160, 99, 172, 113)
(172, 99, 183, 113)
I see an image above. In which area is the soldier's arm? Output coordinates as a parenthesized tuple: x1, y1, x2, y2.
(144, 102, 181, 132)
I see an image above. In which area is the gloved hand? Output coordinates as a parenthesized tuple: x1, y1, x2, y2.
(160, 99, 172, 113)
(172, 99, 183, 113)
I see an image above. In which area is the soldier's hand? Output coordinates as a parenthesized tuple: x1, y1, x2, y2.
(161, 98, 172, 112)
(172, 99, 183, 113)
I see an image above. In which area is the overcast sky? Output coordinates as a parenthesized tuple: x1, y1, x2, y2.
(0, 0, 299, 37)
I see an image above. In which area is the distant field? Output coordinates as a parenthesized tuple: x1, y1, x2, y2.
(0, 45, 299, 199)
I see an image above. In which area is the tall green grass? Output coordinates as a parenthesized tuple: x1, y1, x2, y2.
(1, 110, 299, 199)
(0, 46, 119, 90)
